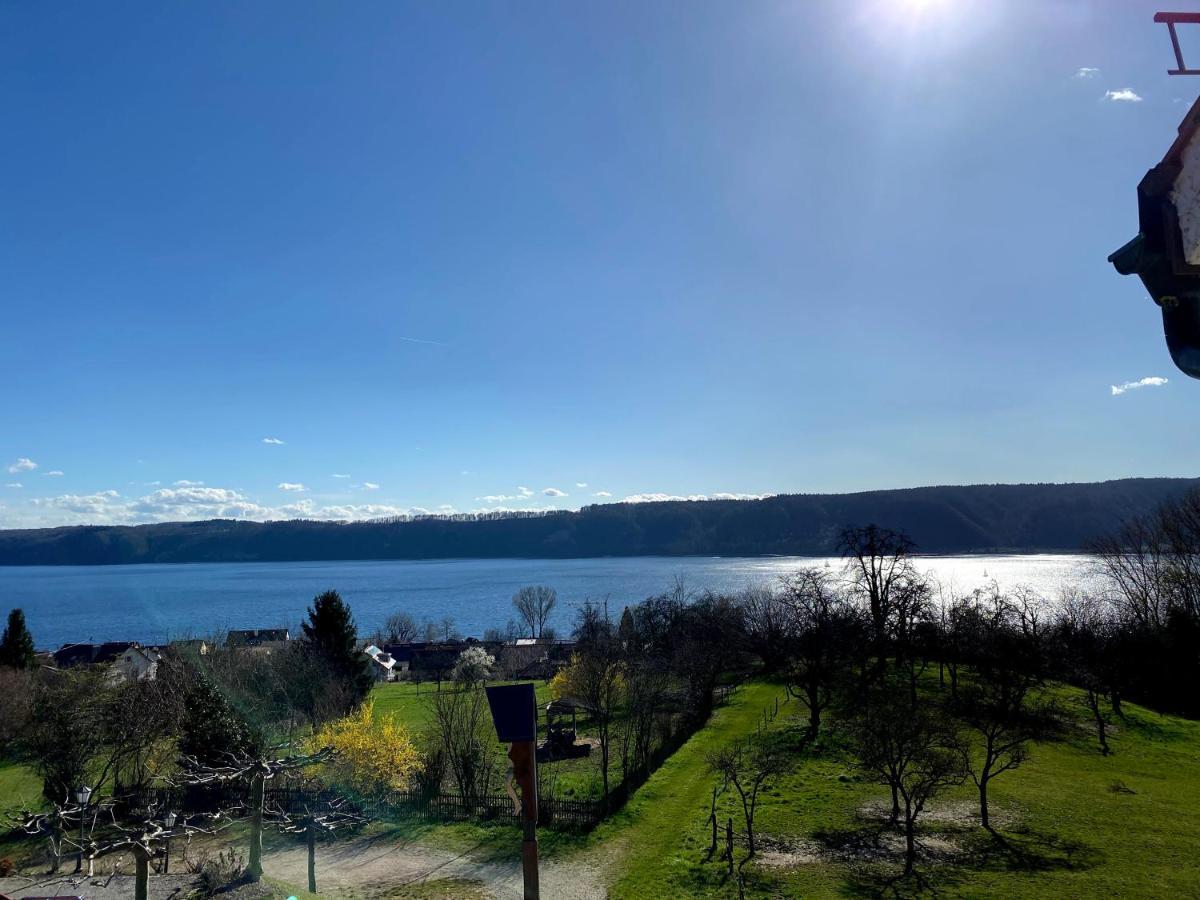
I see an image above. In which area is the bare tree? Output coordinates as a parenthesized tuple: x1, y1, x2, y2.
(171, 747, 335, 882)
(706, 739, 788, 858)
(426, 684, 501, 800)
(738, 585, 795, 673)
(83, 806, 234, 900)
(840, 525, 919, 675)
(779, 569, 857, 739)
(380, 611, 418, 645)
(570, 600, 624, 811)
(851, 688, 968, 876)
(953, 590, 1054, 830)
(268, 796, 367, 893)
(513, 585, 558, 639)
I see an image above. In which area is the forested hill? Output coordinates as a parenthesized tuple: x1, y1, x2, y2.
(1, 477, 1196, 566)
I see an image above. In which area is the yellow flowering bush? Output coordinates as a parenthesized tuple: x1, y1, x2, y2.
(310, 700, 421, 796)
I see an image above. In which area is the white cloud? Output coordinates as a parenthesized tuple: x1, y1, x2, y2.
(262, 437, 285, 445)
(575, 482, 588, 488)
(621, 491, 774, 504)
(478, 485, 540, 503)
(1075, 67, 1099, 79)
(362, 482, 380, 490)
(1111, 376, 1169, 396)
(173, 479, 204, 487)
(623, 492, 709, 503)
(7, 458, 37, 474)
(1105, 88, 1143, 103)
(15, 484, 441, 527)
(331, 473, 351, 479)
(592, 491, 613, 498)
(543, 487, 568, 497)
(316, 503, 416, 520)
(278, 482, 307, 492)
(438, 504, 456, 512)
(44, 470, 64, 477)
(32, 490, 122, 519)
(5, 483, 21, 489)
(144, 481, 161, 487)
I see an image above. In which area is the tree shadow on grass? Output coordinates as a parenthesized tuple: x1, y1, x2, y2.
(817, 823, 1100, 898)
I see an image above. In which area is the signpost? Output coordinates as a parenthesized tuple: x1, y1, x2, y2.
(485, 683, 539, 900)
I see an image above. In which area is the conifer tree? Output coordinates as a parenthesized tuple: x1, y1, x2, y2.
(0, 608, 36, 669)
(302, 590, 372, 706)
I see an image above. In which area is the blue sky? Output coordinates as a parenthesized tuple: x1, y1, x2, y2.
(2, 0, 1197, 528)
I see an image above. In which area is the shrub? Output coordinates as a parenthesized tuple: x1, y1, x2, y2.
(188, 847, 245, 897)
(310, 700, 421, 796)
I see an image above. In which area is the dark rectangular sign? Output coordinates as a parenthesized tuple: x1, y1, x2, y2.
(485, 682, 537, 742)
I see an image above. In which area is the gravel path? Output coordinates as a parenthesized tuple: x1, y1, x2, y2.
(0, 872, 197, 900)
(261, 832, 609, 899)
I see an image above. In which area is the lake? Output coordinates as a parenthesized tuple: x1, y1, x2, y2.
(0, 554, 1101, 650)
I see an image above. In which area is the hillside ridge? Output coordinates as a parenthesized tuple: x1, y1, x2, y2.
(1, 476, 1195, 566)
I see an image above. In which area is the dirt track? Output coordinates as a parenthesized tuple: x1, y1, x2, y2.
(261, 832, 608, 899)
(0, 833, 609, 900)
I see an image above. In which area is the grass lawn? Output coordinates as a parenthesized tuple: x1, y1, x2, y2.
(0, 760, 42, 810)
(371, 679, 608, 800)
(587, 679, 1200, 899)
(370, 679, 555, 735)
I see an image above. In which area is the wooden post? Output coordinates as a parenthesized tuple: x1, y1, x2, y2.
(307, 823, 317, 894)
(725, 818, 734, 876)
(247, 772, 265, 882)
(509, 740, 539, 900)
(134, 851, 149, 900)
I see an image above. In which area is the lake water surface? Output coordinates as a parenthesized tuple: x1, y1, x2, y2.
(0, 554, 1101, 650)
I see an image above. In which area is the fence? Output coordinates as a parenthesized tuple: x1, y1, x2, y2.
(113, 680, 746, 834)
(120, 784, 603, 831)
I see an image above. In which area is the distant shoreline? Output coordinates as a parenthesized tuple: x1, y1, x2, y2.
(0, 478, 1191, 567)
(0, 548, 1097, 569)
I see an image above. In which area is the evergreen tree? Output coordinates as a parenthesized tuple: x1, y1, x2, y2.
(302, 590, 372, 707)
(0, 608, 36, 669)
(179, 672, 260, 764)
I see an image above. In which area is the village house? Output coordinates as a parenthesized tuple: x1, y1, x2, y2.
(51, 641, 162, 682)
(363, 644, 398, 682)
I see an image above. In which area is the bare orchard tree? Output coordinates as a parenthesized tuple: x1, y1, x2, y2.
(953, 590, 1055, 831)
(1090, 488, 1200, 627)
(426, 683, 502, 800)
(513, 585, 558, 639)
(851, 687, 968, 877)
(705, 738, 788, 859)
(839, 524, 918, 675)
(379, 611, 418, 645)
(1054, 591, 1119, 755)
(570, 600, 625, 812)
(9, 797, 98, 875)
(268, 796, 367, 894)
(738, 584, 796, 673)
(83, 806, 234, 900)
(171, 747, 335, 883)
(779, 568, 858, 739)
